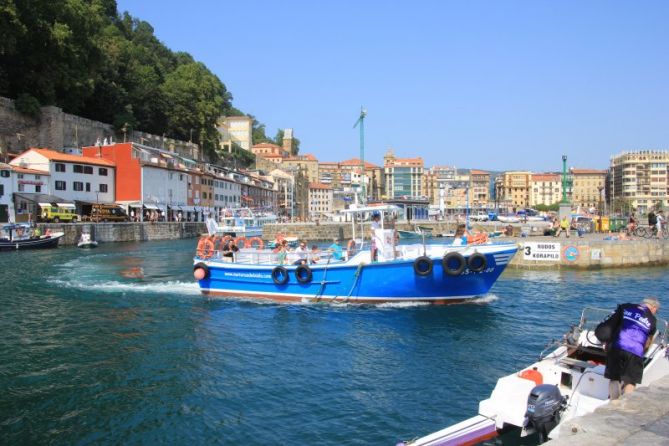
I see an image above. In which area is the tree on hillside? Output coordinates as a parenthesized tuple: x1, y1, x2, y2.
(161, 62, 232, 159)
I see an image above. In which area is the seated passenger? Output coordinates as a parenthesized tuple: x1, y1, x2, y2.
(328, 238, 343, 261)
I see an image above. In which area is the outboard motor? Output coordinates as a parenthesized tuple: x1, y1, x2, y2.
(524, 384, 567, 443)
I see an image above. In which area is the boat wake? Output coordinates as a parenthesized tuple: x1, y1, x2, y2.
(468, 294, 499, 305)
(48, 278, 200, 295)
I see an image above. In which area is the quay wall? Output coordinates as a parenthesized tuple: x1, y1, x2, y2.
(262, 222, 669, 269)
(546, 374, 669, 445)
(42, 222, 206, 246)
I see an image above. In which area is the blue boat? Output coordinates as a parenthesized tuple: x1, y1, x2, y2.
(193, 206, 518, 304)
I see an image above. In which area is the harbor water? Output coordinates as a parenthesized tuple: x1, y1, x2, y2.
(0, 239, 666, 445)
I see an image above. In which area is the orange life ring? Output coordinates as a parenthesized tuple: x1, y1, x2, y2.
(246, 237, 264, 250)
(196, 236, 215, 259)
(234, 236, 246, 248)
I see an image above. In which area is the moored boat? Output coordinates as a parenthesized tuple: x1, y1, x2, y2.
(193, 206, 517, 304)
(400, 307, 669, 445)
(77, 232, 98, 249)
(0, 224, 64, 251)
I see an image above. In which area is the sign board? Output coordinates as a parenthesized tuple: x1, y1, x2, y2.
(564, 246, 579, 262)
(522, 242, 561, 261)
(591, 249, 602, 260)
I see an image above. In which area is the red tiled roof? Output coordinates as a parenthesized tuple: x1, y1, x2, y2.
(532, 173, 560, 182)
(570, 169, 607, 175)
(28, 148, 115, 167)
(252, 143, 282, 149)
(10, 165, 51, 175)
(340, 158, 379, 168)
(309, 182, 332, 190)
(470, 169, 489, 175)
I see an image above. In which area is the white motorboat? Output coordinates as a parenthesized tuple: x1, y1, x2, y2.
(401, 307, 669, 445)
(77, 232, 98, 248)
(209, 208, 277, 238)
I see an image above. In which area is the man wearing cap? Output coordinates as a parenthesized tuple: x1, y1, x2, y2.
(605, 297, 660, 399)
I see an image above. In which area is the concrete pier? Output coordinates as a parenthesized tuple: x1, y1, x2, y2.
(263, 222, 669, 269)
(41, 222, 206, 246)
(547, 374, 669, 445)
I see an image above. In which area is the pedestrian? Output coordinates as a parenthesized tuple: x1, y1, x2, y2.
(656, 210, 665, 238)
(555, 216, 569, 238)
(604, 297, 660, 399)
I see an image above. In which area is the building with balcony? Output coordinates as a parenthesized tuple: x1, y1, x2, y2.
(495, 171, 532, 210)
(570, 168, 608, 211)
(217, 116, 253, 151)
(383, 149, 424, 199)
(530, 173, 562, 207)
(308, 182, 333, 219)
(609, 150, 669, 214)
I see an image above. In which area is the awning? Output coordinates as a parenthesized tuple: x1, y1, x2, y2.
(57, 203, 76, 209)
(143, 204, 160, 210)
(181, 206, 195, 212)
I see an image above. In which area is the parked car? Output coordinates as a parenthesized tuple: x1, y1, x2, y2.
(88, 204, 129, 222)
(470, 213, 489, 222)
(39, 204, 79, 223)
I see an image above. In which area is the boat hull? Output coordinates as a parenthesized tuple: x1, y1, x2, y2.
(0, 234, 63, 251)
(195, 245, 517, 303)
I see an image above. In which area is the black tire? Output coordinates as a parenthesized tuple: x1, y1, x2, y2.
(71, 217, 78, 223)
(53, 217, 60, 223)
(193, 262, 210, 280)
(467, 252, 487, 273)
(271, 266, 289, 285)
(413, 256, 433, 276)
(295, 265, 313, 283)
(442, 252, 466, 276)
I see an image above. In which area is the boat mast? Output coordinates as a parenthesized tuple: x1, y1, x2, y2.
(353, 107, 367, 205)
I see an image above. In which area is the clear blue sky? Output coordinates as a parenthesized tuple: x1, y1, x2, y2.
(116, 0, 668, 172)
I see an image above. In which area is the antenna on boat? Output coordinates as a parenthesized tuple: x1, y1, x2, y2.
(353, 107, 367, 205)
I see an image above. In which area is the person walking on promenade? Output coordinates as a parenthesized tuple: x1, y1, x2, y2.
(656, 210, 665, 238)
(605, 297, 660, 399)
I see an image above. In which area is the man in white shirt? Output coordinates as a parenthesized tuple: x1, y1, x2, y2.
(370, 213, 382, 262)
(294, 241, 309, 265)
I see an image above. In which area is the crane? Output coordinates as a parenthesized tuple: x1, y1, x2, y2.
(353, 107, 367, 205)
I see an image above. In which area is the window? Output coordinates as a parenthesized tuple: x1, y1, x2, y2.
(86, 183, 91, 192)
(99, 167, 108, 176)
(55, 163, 66, 172)
(84, 166, 93, 174)
(35, 185, 41, 193)
(99, 184, 108, 193)
(0, 170, 8, 177)
(55, 181, 66, 191)
(74, 182, 84, 191)
(0, 184, 3, 196)
(18, 184, 24, 192)
(73, 165, 84, 173)
(18, 173, 23, 179)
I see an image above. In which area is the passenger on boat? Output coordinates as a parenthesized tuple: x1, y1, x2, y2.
(605, 297, 660, 399)
(452, 224, 468, 246)
(309, 245, 321, 264)
(277, 241, 288, 265)
(370, 213, 382, 262)
(221, 239, 239, 261)
(294, 241, 309, 265)
(328, 238, 343, 261)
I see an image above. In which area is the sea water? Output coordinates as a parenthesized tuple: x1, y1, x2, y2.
(0, 239, 666, 445)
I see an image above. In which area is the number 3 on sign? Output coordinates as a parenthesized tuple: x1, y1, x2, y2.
(524, 246, 531, 256)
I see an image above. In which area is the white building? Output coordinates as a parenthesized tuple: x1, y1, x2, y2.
(217, 116, 253, 151)
(142, 164, 189, 212)
(308, 182, 333, 219)
(10, 148, 115, 204)
(0, 163, 16, 222)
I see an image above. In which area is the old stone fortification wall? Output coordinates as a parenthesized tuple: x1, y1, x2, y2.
(547, 374, 669, 445)
(41, 222, 206, 246)
(0, 96, 199, 159)
(262, 222, 669, 269)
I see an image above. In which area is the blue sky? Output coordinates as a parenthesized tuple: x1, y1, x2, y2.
(116, 0, 668, 172)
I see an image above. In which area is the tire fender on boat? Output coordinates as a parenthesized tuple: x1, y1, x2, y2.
(295, 264, 313, 284)
(413, 256, 433, 276)
(467, 252, 487, 273)
(271, 266, 289, 285)
(442, 252, 466, 276)
(193, 262, 210, 281)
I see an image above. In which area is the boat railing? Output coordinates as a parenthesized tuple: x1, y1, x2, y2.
(212, 248, 344, 266)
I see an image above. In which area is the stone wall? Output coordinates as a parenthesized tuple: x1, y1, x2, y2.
(0, 95, 200, 160)
(41, 222, 206, 246)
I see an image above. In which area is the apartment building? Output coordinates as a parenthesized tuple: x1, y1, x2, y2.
(469, 170, 490, 208)
(570, 168, 608, 210)
(217, 116, 253, 151)
(609, 150, 669, 213)
(11, 148, 115, 205)
(496, 171, 532, 210)
(308, 182, 334, 218)
(530, 173, 562, 207)
(383, 149, 424, 199)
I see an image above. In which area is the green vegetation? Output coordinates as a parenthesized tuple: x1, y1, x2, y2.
(0, 0, 264, 163)
(534, 203, 560, 212)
